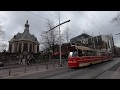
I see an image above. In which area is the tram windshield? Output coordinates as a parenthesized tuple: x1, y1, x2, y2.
(68, 51, 78, 57)
(68, 49, 96, 57)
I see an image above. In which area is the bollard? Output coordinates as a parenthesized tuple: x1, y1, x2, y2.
(46, 64, 48, 69)
(36, 67, 38, 71)
(24, 67, 26, 73)
(45, 61, 46, 64)
(9, 69, 11, 76)
(53, 63, 55, 68)
(64, 62, 66, 66)
(63, 61, 65, 66)
(59, 63, 63, 67)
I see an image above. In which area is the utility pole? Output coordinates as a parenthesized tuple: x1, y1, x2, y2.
(46, 12, 70, 67)
(92, 32, 96, 50)
(115, 33, 120, 55)
(92, 32, 96, 56)
(58, 11, 62, 66)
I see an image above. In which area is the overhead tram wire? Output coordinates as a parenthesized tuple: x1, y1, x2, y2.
(47, 12, 81, 31)
(47, 11, 83, 36)
(82, 11, 109, 35)
(73, 11, 106, 36)
(88, 11, 109, 35)
(73, 12, 98, 35)
(27, 11, 51, 21)
(26, 11, 65, 30)
(80, 11, 107, 35)
(26, 11, 74, 45)
(27, 11, 74, 41)
(89, 11, 120, 35)
(77, 11, 107, 35)
(27, 11, 87, 38)
(77, 11, 101, 34)
(27, 11, 106, 39)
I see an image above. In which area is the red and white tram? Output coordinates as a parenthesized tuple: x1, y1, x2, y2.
(68, 46, 113, 68)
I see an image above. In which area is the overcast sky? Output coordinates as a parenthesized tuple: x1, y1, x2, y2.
(0, 11, 120, 51)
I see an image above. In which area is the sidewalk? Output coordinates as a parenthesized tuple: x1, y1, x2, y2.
(111, 66, 120, 79)
(0, 62, 68, 79)
(1, 61, 55, 69)
(1, 59, 67, 69)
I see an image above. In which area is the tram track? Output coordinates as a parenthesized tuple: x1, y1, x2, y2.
(5, 58, 120, 79)
(92, 61, 120, 79)
(40, 66, 90, 79)
(41, 58, 120, 79)
(40, 68, 77, 79)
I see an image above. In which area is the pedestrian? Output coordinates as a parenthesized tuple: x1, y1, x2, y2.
(19, 54, 23, 65)
(31, 55, 35, 63)
(26, 54, 30, 65)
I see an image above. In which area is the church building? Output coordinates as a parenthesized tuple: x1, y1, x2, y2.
(8, 20, 39, 54)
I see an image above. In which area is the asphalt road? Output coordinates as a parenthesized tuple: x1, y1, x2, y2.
(4, 57, 120, 79)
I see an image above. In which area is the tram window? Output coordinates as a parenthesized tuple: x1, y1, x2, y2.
(78, 49, 82, 56)
(69, 52, 73, 57)
(68, 51, 77, 57)
(73, 51, 77, 57)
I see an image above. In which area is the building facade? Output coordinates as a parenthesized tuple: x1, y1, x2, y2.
(8, 20, 39, 54)
(70, 33, 114, 54)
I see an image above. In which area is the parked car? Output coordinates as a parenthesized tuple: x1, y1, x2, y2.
(0, 62, 4, 67)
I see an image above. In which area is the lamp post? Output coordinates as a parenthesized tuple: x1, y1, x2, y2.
(58, 11, 62, 66)
(46, 12, 70, 66)
(115, 33, 120, 55)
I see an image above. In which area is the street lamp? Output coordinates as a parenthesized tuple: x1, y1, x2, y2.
(46, 12, 70, 67)
(115, 33, 120, 53)
(58, 11, 62, 66)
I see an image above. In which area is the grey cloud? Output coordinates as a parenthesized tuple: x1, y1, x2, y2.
(0, 11, 120, 51)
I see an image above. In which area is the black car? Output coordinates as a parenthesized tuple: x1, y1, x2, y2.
(0, 62, 4, 67)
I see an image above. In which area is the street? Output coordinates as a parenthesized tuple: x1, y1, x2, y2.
(1, 57, 120, 79)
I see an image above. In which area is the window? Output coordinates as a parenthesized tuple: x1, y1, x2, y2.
(68, 51, 77, 57)
(78, 49, 82, 56)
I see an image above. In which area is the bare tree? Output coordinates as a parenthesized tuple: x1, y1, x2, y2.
(40, 20, 59, 54)
(1, 43, 7, 52)
(0, 24, 5, 41)
(62, 27, 71, 43)
(111, 12, 120, 25)
(0, 22, 5, 52)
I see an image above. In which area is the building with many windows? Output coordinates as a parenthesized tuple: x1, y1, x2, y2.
(70, 33, 115, 54)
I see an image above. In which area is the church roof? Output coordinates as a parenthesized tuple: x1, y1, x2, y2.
(9, 20, 39, 44)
